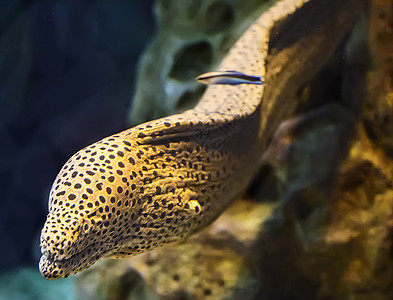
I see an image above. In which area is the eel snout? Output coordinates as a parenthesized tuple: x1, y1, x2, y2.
(40, 213, 84, 261)
(39, 243, 98, 279)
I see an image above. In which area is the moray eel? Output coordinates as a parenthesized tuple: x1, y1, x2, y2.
(39, 0, 363, 279)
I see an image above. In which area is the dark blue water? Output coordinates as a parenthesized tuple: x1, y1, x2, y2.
(0, 0, 155, 282)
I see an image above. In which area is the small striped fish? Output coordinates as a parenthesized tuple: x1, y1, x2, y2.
(196, 70, 263, 85)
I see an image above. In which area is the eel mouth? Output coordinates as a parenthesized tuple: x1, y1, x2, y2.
(39, 245, 98, 280)
(43, 244, 94, 263)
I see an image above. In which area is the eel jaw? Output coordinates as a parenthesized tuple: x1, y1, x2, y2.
(39, 254, 67, 280)
(39, 245, 99, 280)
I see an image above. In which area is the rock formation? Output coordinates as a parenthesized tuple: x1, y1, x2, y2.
(129, 0, 272, 124)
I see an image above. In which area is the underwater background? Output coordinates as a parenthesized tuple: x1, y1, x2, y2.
(2, 0, 393, 299)
(0, 1, 155, 298)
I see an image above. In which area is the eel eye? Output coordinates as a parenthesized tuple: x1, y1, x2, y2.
(81, 219, 92, 234)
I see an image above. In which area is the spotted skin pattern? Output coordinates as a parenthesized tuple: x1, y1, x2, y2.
(40, 0, 359, 279)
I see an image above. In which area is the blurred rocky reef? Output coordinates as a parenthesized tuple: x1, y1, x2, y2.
(129, 0, 274, 124)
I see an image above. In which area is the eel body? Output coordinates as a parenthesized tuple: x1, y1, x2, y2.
(40, 0, 363, 279)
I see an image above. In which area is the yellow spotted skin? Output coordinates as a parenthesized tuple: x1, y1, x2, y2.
(40, 0, 362, 279)
(40, 107, 263, 279)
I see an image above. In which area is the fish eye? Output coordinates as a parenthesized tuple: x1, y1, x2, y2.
(81, 218, 95, 235)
